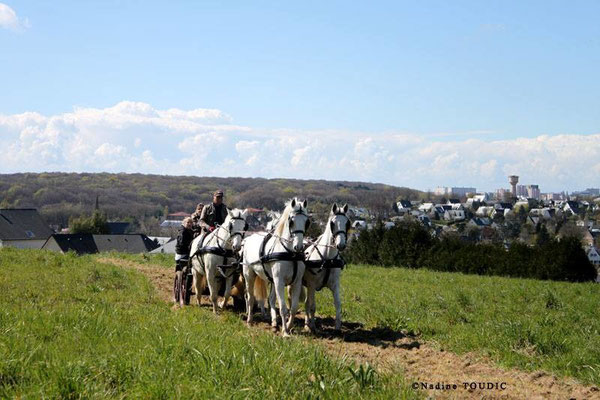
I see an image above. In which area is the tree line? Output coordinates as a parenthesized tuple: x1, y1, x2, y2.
(0, 172, 422, 231)
(346, 220, 597, 282)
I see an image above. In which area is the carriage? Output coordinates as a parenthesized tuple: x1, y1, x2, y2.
(174, 200, 351, 336)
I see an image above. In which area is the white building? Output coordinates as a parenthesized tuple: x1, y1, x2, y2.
(527, 185, 540, 200)
(434, 187, 476, 197)
(586, 246, 600, 283)
(443, 209, 465, 221)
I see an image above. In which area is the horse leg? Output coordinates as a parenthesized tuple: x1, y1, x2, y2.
(269, 283, 278, 331)
(219, 275, 233, 309)
(333, 281, 342, 331)
(205, 264, 219, 314)
(285, 274, 304, 333)
(192, 265, 206, 307)
(243, 268, 256, 325)
(192, 269, 200, 306)
(273, 278, 290, 336)
(304, 285, 317, 332)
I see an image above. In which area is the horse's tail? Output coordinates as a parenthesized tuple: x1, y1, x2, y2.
(231, 275, 244, 297)
(254, 275, 267, 302)
(196, 273, 207, 297)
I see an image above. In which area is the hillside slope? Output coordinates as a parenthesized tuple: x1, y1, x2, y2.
(0, 172, 422, 226)
(0, 248, 415, 399)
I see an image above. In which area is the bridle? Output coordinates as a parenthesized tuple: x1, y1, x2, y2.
(278, 209, 310, 254)
(329, 212, 350, 246)
(211, 216, 248, 252)
(307, 212, 350, 258)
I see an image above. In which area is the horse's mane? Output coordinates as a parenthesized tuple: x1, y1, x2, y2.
(274, 198, 305, 237)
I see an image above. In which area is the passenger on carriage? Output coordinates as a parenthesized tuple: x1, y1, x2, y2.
(190, 203, 204, 236)
(199, 189, 228, 232)
(175, 217, 194, 269)
(173, 217, 195, 304)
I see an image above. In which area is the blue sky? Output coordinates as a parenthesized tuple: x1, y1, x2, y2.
(1, 1, 599, 192)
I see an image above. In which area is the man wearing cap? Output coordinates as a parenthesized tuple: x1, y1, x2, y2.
(199, 190, 228, 232)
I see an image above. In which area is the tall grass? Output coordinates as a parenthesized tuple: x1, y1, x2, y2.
(315, 264, 600, 385)
(0, 249, 415, 399)
(95, 253, 600, 385)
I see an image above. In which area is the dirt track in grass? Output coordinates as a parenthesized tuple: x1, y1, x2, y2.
(97, 257, 600, 400)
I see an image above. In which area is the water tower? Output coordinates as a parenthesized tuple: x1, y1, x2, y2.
(509, 175, 519, 197)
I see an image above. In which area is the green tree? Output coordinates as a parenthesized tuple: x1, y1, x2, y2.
(535, 224, 551, 246)
(69, 210, 110, 234)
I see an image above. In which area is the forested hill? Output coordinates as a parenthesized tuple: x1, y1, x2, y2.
(0, 173, 422, 226)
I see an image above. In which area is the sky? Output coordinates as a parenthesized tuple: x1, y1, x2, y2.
(1, 1, 599, 192)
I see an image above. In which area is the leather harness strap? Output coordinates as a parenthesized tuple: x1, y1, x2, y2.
(258, 233, 304, 283)
(305, 256, 346, 291)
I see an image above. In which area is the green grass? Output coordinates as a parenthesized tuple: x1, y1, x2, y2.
(103, 251, 173, 267)
(314, 264, 600, 386)
(0, 248, 416, 399)
(96, 252, 600, 386)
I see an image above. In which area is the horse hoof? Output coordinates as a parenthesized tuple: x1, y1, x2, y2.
(282, 332, 291, 338)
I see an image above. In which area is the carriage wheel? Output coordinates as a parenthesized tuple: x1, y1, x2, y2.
(182, 271, 193, 306)
(173, 270, 183, 304)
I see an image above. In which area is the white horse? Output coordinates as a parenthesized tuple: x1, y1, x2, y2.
(303, 203, 350, 332)
(191, 208, 249, 314)
(242, 198, 310, 336)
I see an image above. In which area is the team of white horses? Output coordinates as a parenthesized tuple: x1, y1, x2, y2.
(190, 198, 351, 337)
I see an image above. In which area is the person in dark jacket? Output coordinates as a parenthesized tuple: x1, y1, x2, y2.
(199, 189, 228, 232)
(174, 217, 195, 303)
(175, 217, 195, 258)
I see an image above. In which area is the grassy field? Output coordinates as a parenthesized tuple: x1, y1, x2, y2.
(0, 248, 415, 399)
(319, 264, 600, 387)
(3, 249, 599, 398)
(109, 252, 600, 386)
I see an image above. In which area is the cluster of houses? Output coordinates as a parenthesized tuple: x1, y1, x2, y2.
(348, 195, 600, 281)
(2, 197, 599, 282)
(0, 208, 160, 255)
(0, 207, 280, 256)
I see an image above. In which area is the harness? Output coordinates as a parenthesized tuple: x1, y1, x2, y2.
(305, 250, 346, 291)
(258, 210, 308, 284)
(192, 216, 247, 279)
(304, 212, 349, 291)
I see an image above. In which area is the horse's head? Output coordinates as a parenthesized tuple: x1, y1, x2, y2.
(225, 209, 248, 252)
(329, 203, 351, 251)
(286, 198, 310, 253)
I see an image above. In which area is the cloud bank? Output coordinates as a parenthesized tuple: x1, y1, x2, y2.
(1, 101, 599, 192)
(0, 3, 29, 31)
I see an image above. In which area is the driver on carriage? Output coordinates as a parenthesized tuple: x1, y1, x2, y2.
(199, 189, 229, 233)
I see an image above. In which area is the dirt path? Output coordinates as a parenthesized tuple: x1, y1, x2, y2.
(97, 257, 600, 400)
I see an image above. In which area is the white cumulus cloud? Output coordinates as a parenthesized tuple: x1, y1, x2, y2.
(0, 3, 29, 31)
(1, 100, 599, 192)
